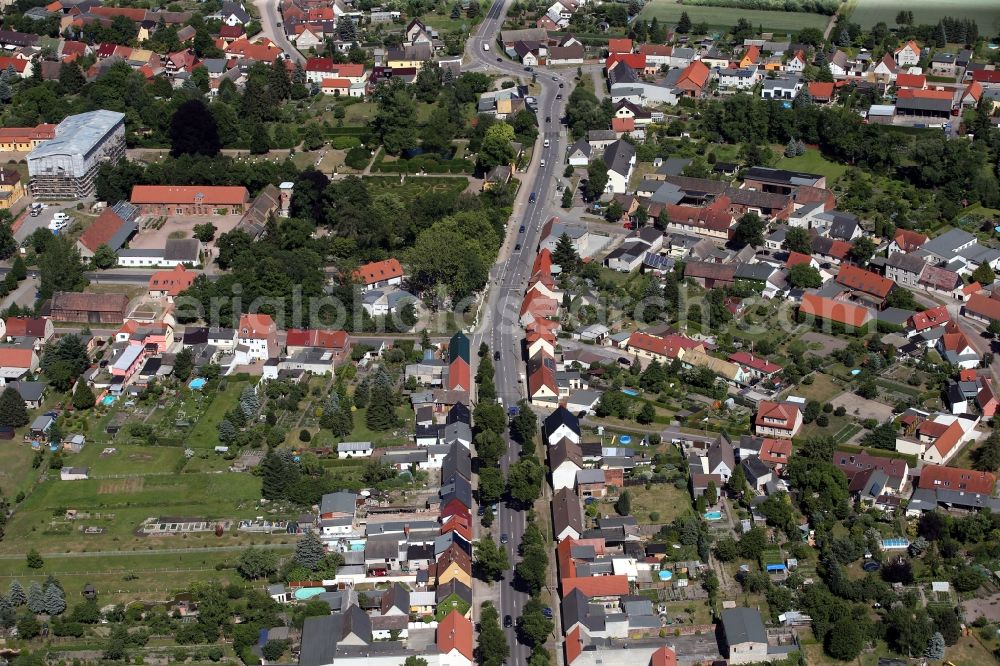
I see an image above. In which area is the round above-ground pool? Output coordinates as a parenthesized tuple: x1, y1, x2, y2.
(704, 511, 723, 521)
(621, 388, 639, 396)
(619, 435, 632, 445)
(658, 570, 673, 581)
(293, 587, 325, 600)
(189, 378, 207, 390)
(862, 561, 881, 572)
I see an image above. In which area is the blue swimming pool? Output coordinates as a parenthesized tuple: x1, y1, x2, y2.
(704, 511, 723, 521)
(881, 538, 909, 550)
(658, 570, 673, 581)
(619, 435, 632, 445)
(189, 378, 207, 390)
(294, 587, 326, 600)
(621, 388, 639, 396)
(101, 395, 116, 406)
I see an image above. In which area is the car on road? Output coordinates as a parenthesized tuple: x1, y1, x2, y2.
(542, 607, 553, 618)
(500, 533, 509, 544)
(543, 139, 550, 148)
(494, 350, 501, 360)
(483, 43, 490, 51)
(545, 116, 550, 122)
(503, 615, 513, 628)
(552, 75, 558, 81)
(539, 159, 545, 168)
(524, 66, 532, 72)
(519, 224, 525, 233)
(496, 57, 502, 62)
(514, 243, 522, 251)
(556, 93, 562, 100)
(477, 505, 485, 516)
(528, 192, 536, 203)
(559, 83, 564, 88)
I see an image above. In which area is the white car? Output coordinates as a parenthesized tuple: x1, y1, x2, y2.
(52, 212, 69, 222)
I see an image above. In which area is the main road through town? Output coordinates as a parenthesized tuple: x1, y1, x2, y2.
(465, 3, 568, 665)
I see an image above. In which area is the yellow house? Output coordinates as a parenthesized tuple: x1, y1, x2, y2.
(0, 169, 24, 209)
(432, 545, 472, 588)
(0, 123, 56, 152)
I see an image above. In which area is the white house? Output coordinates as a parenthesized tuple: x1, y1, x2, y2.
(603, 140, 636, 194)
(337, 441, 373, 458)
(549, 439, 583, 491)
(544, 406, 581, 445)
(894, 40, 921, 67)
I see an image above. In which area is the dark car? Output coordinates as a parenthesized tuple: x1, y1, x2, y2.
(504, 615, 513, 628)
(500, 533, 509, 544)
(528, 192, 537, 203)
(519, 224, 526, 233)
(514, 243, 522, 251)
(477, 505, 485, 516)
(545, 116, 551, 122)
(556, 93, 563, 100)
(559, 83, 564, 88)
(542, 607, 553, 618)
(524, 66, 532, 72)
(493, 350, 500, 361)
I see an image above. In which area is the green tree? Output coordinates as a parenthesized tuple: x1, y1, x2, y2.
(58, 61, 86, 94)
(236, 547, 278, 580)
(477, 602, 509, 666)
(827, 617, 865, 660)
(733, 212, 766, 248)
(474, 537, 509, 582)
(676, 10, 691, 33)
(552, 233, 579, 272)
(193, 223, 217, 243)
(637, 402, 655, 424)
(16, 612, 40, 640)
(971, 262, 995, 285)
(0, 222, 17, 260)
(584, 159, 608, 201)
(0, 388, 28, 428)
(506, 457, 543, 506)
(173, 347, 194, 382)
(71, 381, 95, 410)
(9, 581, 25, 606)
(26, 581, 43, 612)
(43, 584, 66, 616)
(294, 531, 326, 571)
(38, 235, 88, 300)
(478, 467, 504, 506)
(518, 597, 554, 649)
(784, 227, 812, 254)
(849, 236, 877, 265)
(477, 122, 516, 173)
(169, 99, 221, 158)
(373, 82, 418, 155)
(788, 263, 822, 288)
(615, 490, 632, 515)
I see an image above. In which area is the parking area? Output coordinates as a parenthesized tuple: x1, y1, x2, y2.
(13, 203, 75, 242)
(129, 214, 243, 249)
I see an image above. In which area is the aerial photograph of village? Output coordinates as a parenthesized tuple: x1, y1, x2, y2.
(0, 0, 998, 663)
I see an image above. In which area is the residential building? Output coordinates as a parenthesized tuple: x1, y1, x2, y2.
(720, 608, 768, 665)
(354, 258, 404, 291)
(51, 292, 129, 324)
(236, 313, 277, 361)
(130, 185, 250, 215)
(754, 401, 802, 439)
(602, 140, 636, 194)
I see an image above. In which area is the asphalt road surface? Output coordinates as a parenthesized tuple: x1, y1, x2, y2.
(465, 4, 569, 664)
(250, 0, 306, 65)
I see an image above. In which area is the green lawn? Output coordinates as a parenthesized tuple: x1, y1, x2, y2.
(184, 381, 248, 448)
(775, 149, 848, 182)
(782, 372, 843, 404)
(639, 0, 828, 33)
(849, 0, 1000, 28)
(627, 481, 694, 525)
(73, 445, 185, 477)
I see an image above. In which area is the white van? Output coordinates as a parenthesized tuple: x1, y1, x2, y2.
(483, 43, 490, 51)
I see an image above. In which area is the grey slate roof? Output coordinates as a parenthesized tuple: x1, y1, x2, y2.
(721, 607, 767, 646)
(603, 140, 635, 178)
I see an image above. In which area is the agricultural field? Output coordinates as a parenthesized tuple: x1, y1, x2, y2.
(639, 0, 829, 34)
(848, 0, 1000, 31)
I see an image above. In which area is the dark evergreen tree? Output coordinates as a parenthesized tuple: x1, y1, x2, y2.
(169, 99, 221, 158)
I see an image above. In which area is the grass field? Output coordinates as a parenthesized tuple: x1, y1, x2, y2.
(775, 149, 848, 182)
(628, 481, 693, 524)
(849, 0, 1000, 30)
(639, 0, 829, 33)
(362, 175, 471, 204)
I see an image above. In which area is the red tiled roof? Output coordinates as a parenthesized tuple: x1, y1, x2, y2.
(91, 6, 146, 20)
(627, 332, 703, 360)
(612, 117, 634, 132)
(225, 38, 282, 61)
(447, 356, 470, 392)
(895, 72, 925, 89)
(677, 60, 710, 88)
(321, 77, 351, 89)
(131, 185, 249, 205)
(895, 40, 920, 56)
(909, 305, 950, 332)
(972, 70, 1000, 84)
(897, 87, 953, 101)
(561, 575, 630, 598)
(964, 80, 983, 101)
(835, 264, 894, 298)
(607, 52, 645, 71)
(728, 351, 781, 374)
(759, 438, 792, 466)
(565, 627, 583, 665)
(218, 24, 245, 38)
(353, 258, 403, 285)
(527, 351, 557, 397)
(638, 44, 671, 57)
(833, 449, 908, 483)
(893, 228, 927, 252)
(78, 209, 128, 252)
(437, 611, 474, 660)
(238, 313, 274, 339)
(799, 293, 873, 328)
(3, 317, 48, 339)
(0, 347, 33, 369)
(650, 646, 677, 666)
(931, 421, 965, 459)
(607, 38, 632, 54)
(285, 328, 349, 350)
(334, 63, 365, 79)
(532, 248, 553, 277)
(520, 290, 559, 318)
(754, 400, 800, 430)
(807, 81, 834, 99)
(148, 265, 196, 297)
(965, 293, 1000, 322)
(918, 420, 949, 439)
(741, 45, 760, 64)
(785, 251, 813, 268)
(919, 464, 995, 495)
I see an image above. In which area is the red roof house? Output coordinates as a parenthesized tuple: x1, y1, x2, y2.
(754, 401, 803, 438)
(919, 465, 996, 495)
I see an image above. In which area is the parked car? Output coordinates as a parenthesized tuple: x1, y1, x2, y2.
(504, 615, 513, 628)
